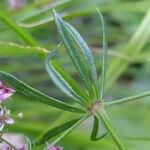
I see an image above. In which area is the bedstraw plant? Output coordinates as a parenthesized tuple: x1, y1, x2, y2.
(0, 9, 150, 150)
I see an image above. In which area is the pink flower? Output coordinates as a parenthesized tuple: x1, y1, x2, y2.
(0, 134, 27, 150)
(1, 147, 12, 150)
(16, 144, 27, 150)
(1, 144, 27, 150)
(0, 81, 15, 103)
(49, 145, 63, 150)
(0, 109, 14, 131)
(2, 146, 12, 150)
(9, 0, 27, 9)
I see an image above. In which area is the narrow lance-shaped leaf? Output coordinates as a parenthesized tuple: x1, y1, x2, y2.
(0, 9, 37, 46)
(45, 46, 87, 106)
(97, 9, 107, 100)
(53, 10, 95, 98)
(90, 116, 107, 141)
(96, 109, 126, 150)
(66, 23, 98, 98)
(105, 90, 150, 107)
(33, 117, 83, 146)
(50, 115, 89, 146)
(0, 71, 85, 113)
(53, 62, 91, 101)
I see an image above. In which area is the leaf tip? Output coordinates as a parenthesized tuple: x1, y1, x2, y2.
(52, 9, 57, 15)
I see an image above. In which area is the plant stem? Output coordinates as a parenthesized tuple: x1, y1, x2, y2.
(105, 91, 150, 107)
(96, 109, 126, 150)
(0, 137, 17, 150)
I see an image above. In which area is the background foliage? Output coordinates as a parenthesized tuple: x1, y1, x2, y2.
(0, 0, 150, 149)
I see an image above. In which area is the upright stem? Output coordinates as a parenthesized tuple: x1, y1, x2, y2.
(95, 109, 126, 150)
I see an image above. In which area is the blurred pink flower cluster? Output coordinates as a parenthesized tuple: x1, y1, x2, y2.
(0, 134, 27, 150)
(0, 81, 15, 103)
(1, 144, 27, 150)
(8, 0, 27, 9)
(0, 81, 17, 148)
(0, 81, 64, 149)
(0, 81, 15, 130)
(49, 145, 63, 150)
(0, 109, 14, 131)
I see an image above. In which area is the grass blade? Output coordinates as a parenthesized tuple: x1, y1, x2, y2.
(0, 71, 85, 113)
(0, 10, 37, 46)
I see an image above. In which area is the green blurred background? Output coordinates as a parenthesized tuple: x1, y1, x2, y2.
(0, 0, 150, 149)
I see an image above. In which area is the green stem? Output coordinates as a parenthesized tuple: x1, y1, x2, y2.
(0, 10, 37, 46)
(105, 91, 150, 107)
(96, 109, 126, 150)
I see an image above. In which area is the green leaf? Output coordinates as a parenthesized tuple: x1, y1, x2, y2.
(33, 117, 83, 146)
(0, 71, 85, 113)
(96, 109, 126, 150)
(53, 62, 91, 101)
(66, 23, 98, 98)
(90, 116, 107, 141)
(50, 114, 89, 146)
(45, 46, 87, 106)
(96, 9, 107, 100)
(53, 10, 95, 98)
(105, 91, 150, 107)
(0, 10, 37, 46)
